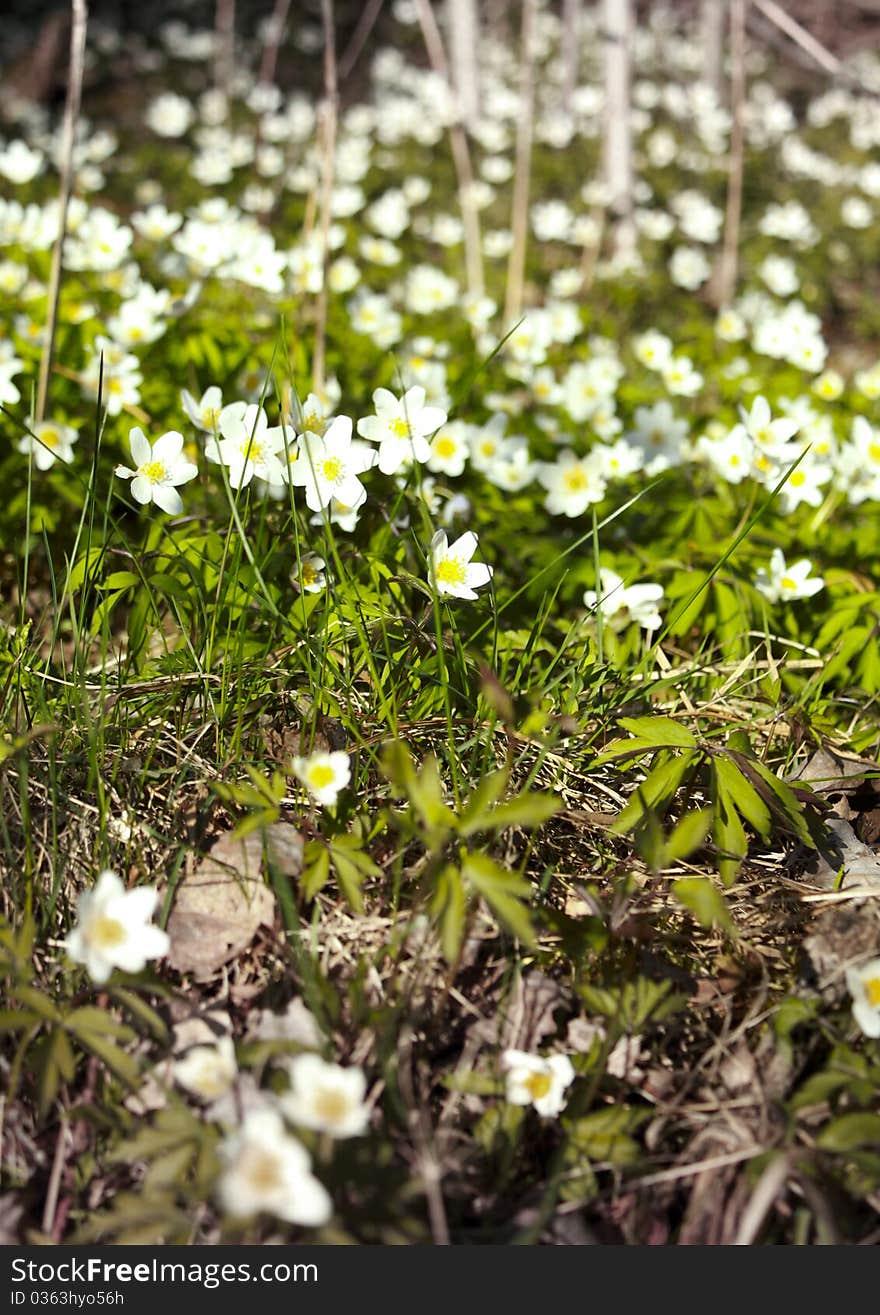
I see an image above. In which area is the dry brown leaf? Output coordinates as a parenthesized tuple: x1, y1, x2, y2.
(166, 824, 302, 979)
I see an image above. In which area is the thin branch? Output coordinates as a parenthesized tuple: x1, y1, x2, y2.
(601, 0, 636, 263)
(413, 0, 484, 300)
(36, 0, 87, 427)
(750, 0, 841, 77)
(258, 0, 293, 88)
(504, 0, 538, 324)
(562, 0, 582, 115)
(312, 0, 338, 396)
(214, 0, 236, 91)
(339, 0, 385, 82)
(713, 0, 747, 309)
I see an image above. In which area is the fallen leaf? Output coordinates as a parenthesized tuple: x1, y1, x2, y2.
(166, 824, 302, 978)
(800, 817, 880, 891)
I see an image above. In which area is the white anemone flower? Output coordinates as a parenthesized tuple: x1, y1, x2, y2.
(501, 1049, 575, 1117)
(754, 548, 824, 603)
(846, 958, 880, 1038)
(217, 1108, 332, 1226)
(356, 386, 447, 475)
(584, 568, 665, 632)
(290, 750, 351, 807)
(173, 1036, 238, 1102)
(278, 1053, 370, 1138)
(64, 870, 170, 984)
(429, 530, 493, 601)
(181, 385, 223, 432)
(209, 403, 289, 489)
(17, 420, 78, 471)
(115, 428, 198, 514)
(290, 416, 376, 512)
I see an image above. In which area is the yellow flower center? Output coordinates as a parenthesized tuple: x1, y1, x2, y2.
(864, 976, 880, 1008)
(141, 460, 167, 484)
(789, 470, 806, 487)
(434, 436, 456, 458)
(90, 914, 127, 950)
(390, 418, 409, 439)
(436, 557, 466, 586)
(307, 763, 335, 789)
(243, 1149, 284, 1195)
(321, 456, 343, 481)
(729, 454, 740, 467)
(869, 442, 880, 463)
(781, 575, 797, 590)
(563, 468, 588, 492)
(202, 407, 220, 427)
(314, 1089, 351, 1126)
(239, 439, 264, 463)
(40, 427, 60, 449)
(523, 1071, 553, 1101)
(301, 562, 318, 587)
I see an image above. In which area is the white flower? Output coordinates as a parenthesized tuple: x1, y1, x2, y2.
(114, 428, 198, 514)
(17, 420, 78, 471)
(356, 387, 447, 476)
(741, 395, 799, 453)
(669, 245, 710, 290)
(64, 870, 170, 984)
(429, 530, 493, 601)
(294, 552, 327, 594)
(537, 451, 607, 517)
(584, 568, 665, 632)
(0, 140, 43, 185)
(290, 750, 351, 807)
(694, 425, 753, 484)
(846, 958, 880, 1038)
(633, 330, 674, 371)
(427, 421, 471, 476)
(181, 385, 223, 432)
(173, 1036, 238, 1102)
(208, 403, 289, 489)
(501, 1049, 575, 1118)
(145, 92, 194, 138)
(278, 1054, 370, 1138)
(754, 549, 824, 603)
(217, 1108, 332, 1226)
(290, 416, 376, 513)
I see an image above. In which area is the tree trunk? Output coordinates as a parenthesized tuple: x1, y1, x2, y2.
(713, 0, 747, 309)
(447, 0, 480, 131)
(602, 0, 635, 263)
(701, 0, 726, 101)
(562, 0, 581, 114)
(504, 0, 537, 324)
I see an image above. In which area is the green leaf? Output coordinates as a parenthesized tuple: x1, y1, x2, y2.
(712, 755, 773, 840)
(302, 844, 331, 900)
(617, 716, 697, 748)
(664, 808, 713, 862)
(672, 876, 735, 935)
(612, 750, 697, 834)
(430, 864, 467, 964)
(75, 1030, 141, 1088)
(712, 788, 748, 886)
(461, 852, 536, 946)
(566, 1106, 648, 1165)
(816, 1112, 880, 1153)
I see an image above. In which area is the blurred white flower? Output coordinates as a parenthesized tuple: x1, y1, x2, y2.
(65, 870, 169, 984)
(217, 1108, 332, 1225)
(754, 549, 824, 603)
(501, 1049, 575, 1117)
(278, 1054, 370, 1138)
